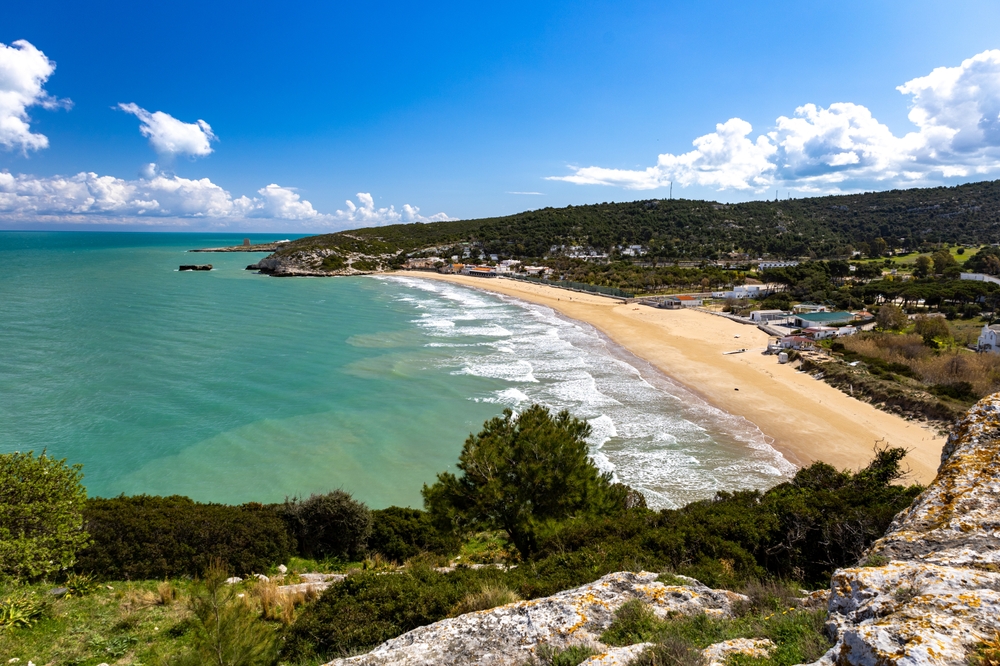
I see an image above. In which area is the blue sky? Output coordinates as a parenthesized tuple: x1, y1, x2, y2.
(3, 0, 1000, 231)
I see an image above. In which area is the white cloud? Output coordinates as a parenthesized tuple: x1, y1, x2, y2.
(0, 168, 450, 229)
(549, 48, 1000, 194)
(334, 192, 451, 226)
(0, 39, 70, 153)
(119, 103, 216, 158)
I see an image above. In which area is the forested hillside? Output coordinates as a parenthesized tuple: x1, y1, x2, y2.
(278, 179, 1000, 262)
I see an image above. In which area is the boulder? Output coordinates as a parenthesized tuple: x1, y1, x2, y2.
(804, 393, 1000, 665)
(179, 264, 212, 271)
(322, 571, 746, 666)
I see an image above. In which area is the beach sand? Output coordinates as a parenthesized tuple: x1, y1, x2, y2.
(396, 271, 946, 485)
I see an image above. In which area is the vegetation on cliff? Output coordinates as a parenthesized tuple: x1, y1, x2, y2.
(0, 408, 922, 664)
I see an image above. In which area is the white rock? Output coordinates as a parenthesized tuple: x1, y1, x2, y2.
(802, 393, 1000, 666)
(580, 643, 653, 665)
(323, 571, 746, 666)
(278, 564, 288, 574)
(255, 573, 270, 582)
(702, 638, 775, 666)
(224, 576, 242, 584)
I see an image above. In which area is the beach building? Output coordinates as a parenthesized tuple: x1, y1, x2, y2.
(779, 335, 815, 350)
(712, 284, 775, 299)
(838, 326, 858, 337)
(794, 311, 854, 328)
(497, 259, 521, 274)
(460, 265, 498, 278)
(750, 309, 792, 323)
(523, 266, 551, 276)
(758, 260, 800, 270)
(978, 324, 1000, 352)
(404, 257, 443, 269)
(802, 326, 839, 340)
(793, 302, 828, 313)
(663, 295, 702, 308)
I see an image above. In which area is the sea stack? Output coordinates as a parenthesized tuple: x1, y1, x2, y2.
(179, 264, 213, 271)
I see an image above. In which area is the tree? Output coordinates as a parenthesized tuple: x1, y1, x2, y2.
(876, 303, 908, 331)
(913, 314, 952, 347)
(0, 451, 89, 580)
(171, 562, 279, 666)
(422, 405, 619, 558)
(932, 249, 957, 275)
(913, 255, 932, 278)
(284, 490, 372, 561)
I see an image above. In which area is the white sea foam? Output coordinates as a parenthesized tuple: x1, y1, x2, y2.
(377, 276, 796, 509)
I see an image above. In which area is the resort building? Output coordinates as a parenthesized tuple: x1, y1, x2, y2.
(712, 284, 777, 299)
(757, 260, 800, 270)
(460, 265, 498, 278)
(793, 302, 828, 313)
(978, 324, 1000, 353)
(779, 335, 815, 350)
(662, 295, 702, 308)
(750, 309, 792, 323)
(802, 326, 839, 340)
(793, 311, 855, 328)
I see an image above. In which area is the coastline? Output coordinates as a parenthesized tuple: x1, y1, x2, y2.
(393, 271, 946, 485)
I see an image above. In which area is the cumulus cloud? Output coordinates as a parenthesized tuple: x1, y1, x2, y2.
(0, 39, 71, 153)
(119, 103, 216, 158)
(334, 192, 451, 226)
(0, 167, 450, 229)
(549, 49, 1000, 194)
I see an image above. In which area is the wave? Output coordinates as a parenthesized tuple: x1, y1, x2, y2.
(375, 275, 795, 509)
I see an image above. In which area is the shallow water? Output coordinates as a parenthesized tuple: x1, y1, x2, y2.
(0, 232, 794, 508)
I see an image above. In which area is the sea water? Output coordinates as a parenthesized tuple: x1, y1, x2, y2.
(0, 232, 794, 509)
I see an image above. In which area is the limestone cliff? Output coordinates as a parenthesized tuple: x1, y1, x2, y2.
(806, 393, 1000, 666)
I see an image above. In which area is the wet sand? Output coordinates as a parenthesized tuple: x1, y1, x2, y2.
(396, 271, 946, 484)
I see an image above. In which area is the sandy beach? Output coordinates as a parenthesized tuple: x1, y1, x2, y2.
(396, 271, 946, 485)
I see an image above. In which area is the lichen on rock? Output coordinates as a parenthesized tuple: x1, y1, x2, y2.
(803, 393, 1000, 666)
(321, 571, 746, 666)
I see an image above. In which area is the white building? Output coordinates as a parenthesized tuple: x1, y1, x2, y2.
(758, 261, 800, 270)
(750, 309, 792, 323)
(712, 284, 774, 299)
(978, 324, 1000, 352)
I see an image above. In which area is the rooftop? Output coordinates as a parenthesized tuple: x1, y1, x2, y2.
(796, 311, 855, 323)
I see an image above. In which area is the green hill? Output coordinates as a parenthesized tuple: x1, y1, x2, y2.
(275, 179, 1000, 263)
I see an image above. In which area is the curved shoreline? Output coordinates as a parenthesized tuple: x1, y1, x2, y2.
(393, 271, 946, 485)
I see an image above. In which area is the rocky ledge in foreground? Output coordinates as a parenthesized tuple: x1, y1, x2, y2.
(808, 393, 1000, 666)
(323, 572, 746, 666)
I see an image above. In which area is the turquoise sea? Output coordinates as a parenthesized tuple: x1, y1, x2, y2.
(0, 232, 794, 509)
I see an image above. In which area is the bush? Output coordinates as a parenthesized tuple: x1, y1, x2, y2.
(0, 451, 89, 580)
(283, 490, 372, 561)
(168, 563, 279, 666)
(76, 496, 294, 580)
(368, 507, 456, 563)
(282, 450, 919, 661)
(423, 405, 621, 558)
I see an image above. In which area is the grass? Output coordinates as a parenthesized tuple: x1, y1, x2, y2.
(454, 531, 519, 565)
(0, 574, 318, 665)
(600, 594, 832, 666)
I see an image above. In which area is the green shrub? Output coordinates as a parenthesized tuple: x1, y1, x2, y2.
(76, 496, 294, 580)
(368, 506, 456, 562)
(423, 405, 623, 558)
(282, 449, 918, 660)
(0, 451, 89, 580)
(601, 600, 660, 646)
(168, 563, 279, 666)
(0, 593, 48, 629)
(526, 643, 598, 666)
(449, 583, 521, 616)
(283, 490, 372, 561)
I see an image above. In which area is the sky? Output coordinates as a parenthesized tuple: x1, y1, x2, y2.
(3, 0, 1000, 232)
